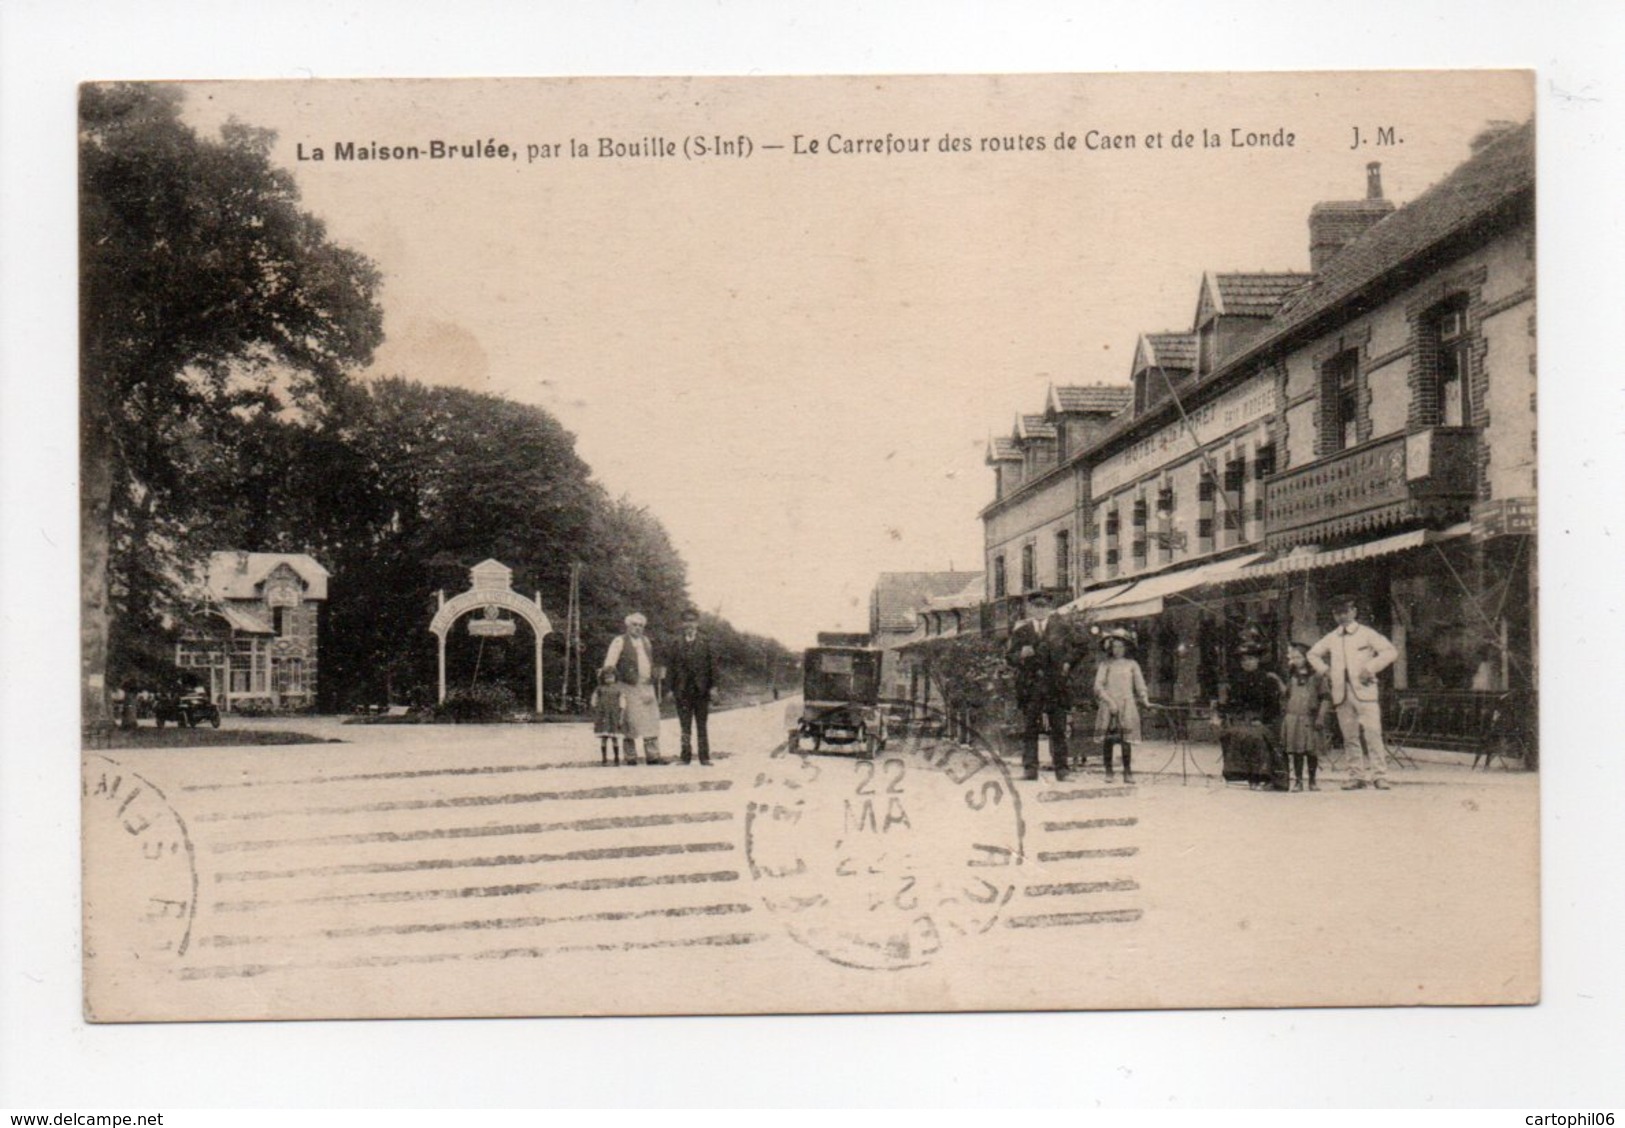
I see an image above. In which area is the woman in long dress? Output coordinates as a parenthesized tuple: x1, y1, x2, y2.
(1093, 632, 1149, 782)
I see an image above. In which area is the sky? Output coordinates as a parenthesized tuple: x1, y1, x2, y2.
(177, 72, 1534, 647)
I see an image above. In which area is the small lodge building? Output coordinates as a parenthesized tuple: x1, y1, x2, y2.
(175, 551, 329, 711)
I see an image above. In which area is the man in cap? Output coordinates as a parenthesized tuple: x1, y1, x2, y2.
(1005, 590, 1078, 782)
(665, 607, 718, 765)
(602, 612, 666, 765)
(1307, 595, 1398, 790)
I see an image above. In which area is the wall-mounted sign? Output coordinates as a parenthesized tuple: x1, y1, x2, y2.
(1472, 496, 1536, 539)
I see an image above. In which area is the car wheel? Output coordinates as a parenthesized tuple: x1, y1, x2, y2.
(209, 713, 221, 729)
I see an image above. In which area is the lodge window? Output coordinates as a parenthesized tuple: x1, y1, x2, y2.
(1432, 298, 1472, 427)
(1020, 543, 1036, 592)
(1324, 349, 1361, 451)
(993, 555, 1007, 598)
(1055, 530, 1071, 592)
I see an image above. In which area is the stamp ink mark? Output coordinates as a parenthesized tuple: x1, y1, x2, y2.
(195, 779, 734, 823)
(1005, 909, 1145, 929)
(200, 900, 755, 948)
(214, 840, 733, 883)
(210, 809, 734, 853)
(179, 931, 771, 981)
(1036, 786, 1137, 803)
(1023, 879, 1141, 897)
(180, 754, 735, 792)
(213, 868, 741, 912)
(83, 755, 199, 962)
(1036, 846, 1140, 862)
(747, 707, 1026, 972)
(1041, 817, 1139, 832)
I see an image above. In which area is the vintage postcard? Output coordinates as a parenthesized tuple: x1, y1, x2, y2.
(79, 71, 1538, 1021)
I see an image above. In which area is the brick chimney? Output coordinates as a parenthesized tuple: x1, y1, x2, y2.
(1308, 161, 1395, 272)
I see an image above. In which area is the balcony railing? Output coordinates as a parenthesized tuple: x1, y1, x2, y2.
(1262, 428, 1477, 548)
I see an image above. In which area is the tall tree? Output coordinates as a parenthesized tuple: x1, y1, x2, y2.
(79, 84, 383, 723)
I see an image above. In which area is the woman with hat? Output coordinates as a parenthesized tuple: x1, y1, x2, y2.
(1093, 629, 1149, 782)
(1218, 640, 1287, 790)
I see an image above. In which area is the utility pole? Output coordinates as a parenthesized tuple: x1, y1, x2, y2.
(561, 562, 585, 711)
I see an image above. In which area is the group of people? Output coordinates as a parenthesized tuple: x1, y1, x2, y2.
(589, 607, 718, 766)
(1005, 589, 1148, 784)
(1005, 589, 1400, 792)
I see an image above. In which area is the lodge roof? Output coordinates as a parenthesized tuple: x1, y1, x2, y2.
(985, 435, 1022, 463)
(873, 571, 985, 633)
(1049, 383, 1134, 415)
(921, 573, 987, 613)
(1015, 413, 1057, 441)
(1205, 272, 1314, 319)
(205, 551, 330, 602)
(1135, 332, 1198, 373)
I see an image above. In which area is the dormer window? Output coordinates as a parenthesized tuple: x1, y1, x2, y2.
(1197, 322, 1218, 377)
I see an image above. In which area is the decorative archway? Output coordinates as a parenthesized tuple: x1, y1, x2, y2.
(428, 559, 553, 712)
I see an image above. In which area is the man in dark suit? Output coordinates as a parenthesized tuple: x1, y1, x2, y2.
(1005, 590, 1077, 782)
(666, 607, 719, 765)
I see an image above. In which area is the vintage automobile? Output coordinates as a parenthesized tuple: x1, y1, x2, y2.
(789, 645, 888, 758)
(152, 685, 221, 729)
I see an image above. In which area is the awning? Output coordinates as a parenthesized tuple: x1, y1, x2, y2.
(1057, 581, 1137, 616)
(1244, 524, 1470, 578)
(1089, 552, 1268, 622)
(212, 604, 274, 634)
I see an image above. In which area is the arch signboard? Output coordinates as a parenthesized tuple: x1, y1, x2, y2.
(428, 559, 553, 712)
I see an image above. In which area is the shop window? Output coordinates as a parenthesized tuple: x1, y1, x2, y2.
(1431, 298, 1473, 427)
(992, 556, 1007, 598)
(1055, 530, 1071, 592)
(1020, 543, 1036, 591)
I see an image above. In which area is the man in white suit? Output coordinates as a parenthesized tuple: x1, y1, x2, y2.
(1308, 594, 1398, 791)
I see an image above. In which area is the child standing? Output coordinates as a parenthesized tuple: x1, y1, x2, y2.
(1281, 642, 1330, 791)
(1093, 630, 1150, 782)
(590, 668, 624, 765)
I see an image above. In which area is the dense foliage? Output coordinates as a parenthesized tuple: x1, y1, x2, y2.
(80, 85, 790, 718)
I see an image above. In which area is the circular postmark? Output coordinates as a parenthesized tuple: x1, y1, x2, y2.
(745, 705, 1024, 971)
(82, 754, 199, 962)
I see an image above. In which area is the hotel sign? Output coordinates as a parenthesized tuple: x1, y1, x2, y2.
(1092, 377, 1277, 496)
